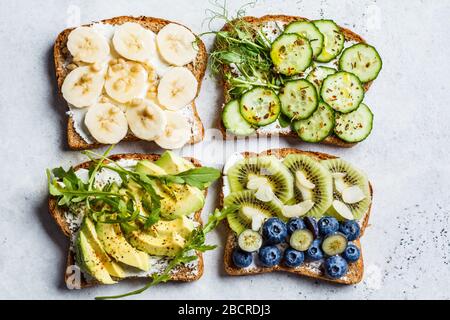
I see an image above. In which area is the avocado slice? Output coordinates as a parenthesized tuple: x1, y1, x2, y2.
(154, 151, 195, 174)
(135, 160, 167, 176)
(80, 218, 125, 278)
(156, 183, 205, 219)
(96, 222, 150, 271)
(128, 231, 187, 257)
(149, 216, 195, 238)
(75, 231, 116, 284)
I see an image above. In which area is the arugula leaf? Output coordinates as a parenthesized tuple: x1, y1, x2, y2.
(173, 167, 221, 189)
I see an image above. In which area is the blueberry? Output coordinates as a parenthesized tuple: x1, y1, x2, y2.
(318, 216, 339, 236)
(304, 216, 319, 238)
(306, 239, 324, 261)
(342, 243, 361, 263)
(324, 255, 348, 279)
(339, 220, 361, 241)
(262, 218, 288, 244)
(258, 245, 282, 267)
(283, 248, 305, 267)
(286, 217, 306, 235)
(232, 248, 253, 268)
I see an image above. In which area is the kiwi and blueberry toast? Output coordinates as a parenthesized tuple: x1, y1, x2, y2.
(221, 149, 372, 284)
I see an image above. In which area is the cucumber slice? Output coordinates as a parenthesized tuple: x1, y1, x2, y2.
(290, 229, 314, 251)
(339, 43, 382, 83)
(321, 71, 364, 113)
(238, 229, 263, 252)
(270, 33, 312, 75)
(284, 20, 324, 58)
(306, 66, 337, 93)
(322, 232, 348, 256)
(313, 20, 344, 63)
(334, 103, 373, 142)
(222, 100, 256, 136)
(292, 101, 335, 142)
(279, 79, 318, 120)
(240, 87, 281, 126)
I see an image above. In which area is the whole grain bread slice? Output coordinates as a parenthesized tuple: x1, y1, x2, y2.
(220, 148, 373, 285)
(48, 153, 206, 288)
(218, 15, 371, 148)
(54, 16, 207, 150)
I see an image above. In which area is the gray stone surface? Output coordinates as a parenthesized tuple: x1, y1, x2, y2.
(0, 0, 449, 299)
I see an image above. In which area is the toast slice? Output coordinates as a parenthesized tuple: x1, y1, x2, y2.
(218, 15, 371, 147)
(48, 153, 206, 288)
(54, 16, 207, 150)
(220, 148, 373, 285)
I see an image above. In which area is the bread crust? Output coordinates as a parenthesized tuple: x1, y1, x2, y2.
(217, 15, 371, 147)
(48, 153, 206, 288)
(220, 148, 373, 285)
(53, 16, 207, 150)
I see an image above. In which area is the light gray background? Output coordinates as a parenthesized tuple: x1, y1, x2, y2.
(0, 0, 449, 300)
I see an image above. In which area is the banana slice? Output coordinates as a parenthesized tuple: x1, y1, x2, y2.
(154, 111, 191, 149)
(112, 22, 156, 62)
(157, 67, 198, 110)
(61, 66, 105, 108)
(156, 23, 198, 66)
(105, 60, 148, 103)
(84, 103, 128, 144)
(126, 100, 167, 141)
(67, 26, 110, 63)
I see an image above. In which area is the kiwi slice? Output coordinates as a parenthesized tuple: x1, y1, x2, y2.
(224, 190, 283, 235)
(282, 154, 333, 218)
(321, 158, 371, 220)
(227, 156, 294, 203)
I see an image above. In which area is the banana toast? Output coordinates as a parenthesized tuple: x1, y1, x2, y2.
(220, 148, 373, 285)
(54, 16, 207, 150)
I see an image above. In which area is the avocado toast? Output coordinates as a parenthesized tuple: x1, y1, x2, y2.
(211, 15, 381, 146)
(48, 151, 220, 289)
(220, 148, 373, 284)
(54, 16, 208, 150)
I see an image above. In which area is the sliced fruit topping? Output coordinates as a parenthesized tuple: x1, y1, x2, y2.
(339, 43, 382, 83)
(157, 66, 198, 110)
(61, 66, 105, 108)
(313, 20, 344, 63)
(324, 255, 348, 279)
(334, 103, 373, 143)
(321, 71, 364, 113)
(282, 200, 314, 218)
(239, 87, 281, 126)
(221, 100, 255, 136)
(224, 190, 283, 235)
(342, 185, 366, 204)
(113, 22, 156, 63)
(306, 66, 337, 93)
(259, 245, 282, 267)
(283, 154, 333, 218)
(67, 26, 110, 64)
(284, 20, 324, 58)
(254, 184, 275, 202)
(84, 103, 128, 144)
(292, 101, 335, 143)
(290, 229, 314, 251)
(154, 111, 191, 149)
(270, 33, 312, 75)
(283, 248, 305, 267)
(126, 100, 167, 141)
(262, 218, 288, 245)
(105, 60, 148, 103)
(238, 229, 263, 252)
(322, 158, 371, 220)
(232, 248, 253, 268)
(227, 156, 294, 204)
(279, 79, 318, 120)
(322, 232, 348, 256)
(156, 23, 198, 66)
